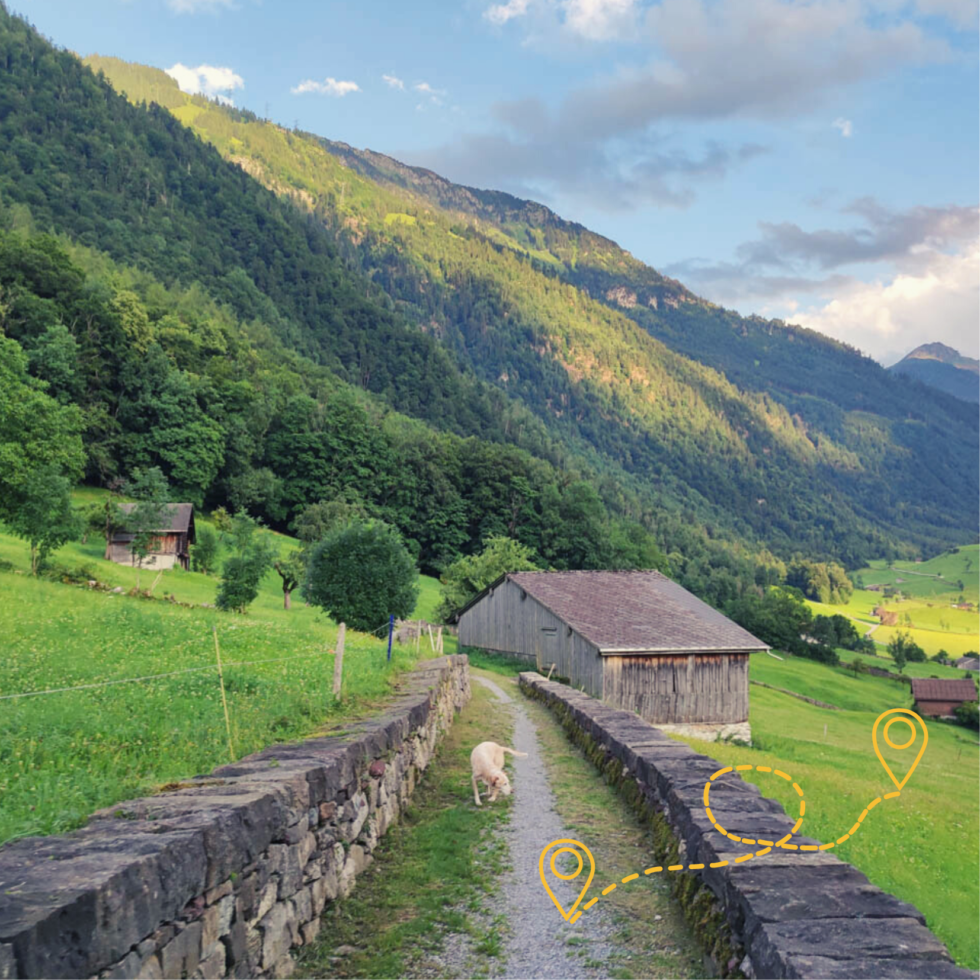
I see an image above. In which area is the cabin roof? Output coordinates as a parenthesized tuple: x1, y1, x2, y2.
(116, 503, 195, 534)
(458, 569, 769, 654)
(910, 678, 977, 702)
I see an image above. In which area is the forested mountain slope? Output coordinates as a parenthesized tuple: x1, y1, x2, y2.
(0, 4, 975, 597)
(317, 137, 976, 426)
(80, 54, 979, 564)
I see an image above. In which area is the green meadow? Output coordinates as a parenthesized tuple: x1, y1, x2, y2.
(0, 497, 447, 846)
(806, 544, 979, 659)
(681, 653, 979, 969)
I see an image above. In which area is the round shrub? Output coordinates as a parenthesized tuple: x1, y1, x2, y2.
(303, 520, 418, 632)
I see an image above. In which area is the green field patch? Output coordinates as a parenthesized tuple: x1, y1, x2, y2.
(171, 103, 207, 126)
(384, 212, 418, 226)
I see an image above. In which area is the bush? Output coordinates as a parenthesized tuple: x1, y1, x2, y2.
(436, 536, 538, 622)
(888, 631, 926, 670)
(39, 560, 99, 585)
(796, 642, 840, 666)
(725, 586, 813, 654)
(954, 701, 978, 731)
(215, 513, 276, 613)
(303, 520, 418, 633)
(191, 525, 220, 575)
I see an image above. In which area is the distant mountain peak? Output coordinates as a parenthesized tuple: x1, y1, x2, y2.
(888, 342, 980, 402)
(901, 342, 980, 373)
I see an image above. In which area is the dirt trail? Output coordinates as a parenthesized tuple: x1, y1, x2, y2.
(473, 675, 621, 978)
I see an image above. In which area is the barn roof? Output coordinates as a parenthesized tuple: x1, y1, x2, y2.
(910, 678, 977, 702)
(461, 569, 769, 654)
(117, 503, 194, 533)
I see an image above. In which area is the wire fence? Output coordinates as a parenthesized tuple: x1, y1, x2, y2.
(0, 616, 435, 703)
(0, 650, 331, 702)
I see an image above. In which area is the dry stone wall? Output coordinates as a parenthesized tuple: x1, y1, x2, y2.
(520, 672, 975, 980)
(0, 655, 470, 980)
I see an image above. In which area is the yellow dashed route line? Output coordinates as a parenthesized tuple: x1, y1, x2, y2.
(566, 765, 900, 925)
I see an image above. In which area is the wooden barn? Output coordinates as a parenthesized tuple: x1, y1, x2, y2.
(910, 678, 977, 718)
(454, 570, 768, 732)
(108, 503, 196, 571)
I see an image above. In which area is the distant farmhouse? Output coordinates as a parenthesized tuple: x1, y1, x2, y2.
(108, 503, 196, 571)
(955, 656, 979, 672)
(454, 570, 768, 741)
(910, 678, 977, 718)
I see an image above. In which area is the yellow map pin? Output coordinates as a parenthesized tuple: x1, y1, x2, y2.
(539, 838, 595, 924)
(872, 708, 928, 792)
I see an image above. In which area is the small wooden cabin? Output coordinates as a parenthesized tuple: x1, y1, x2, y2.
(454, 570, 768, 727)
(910, 678, 977, 717)
(108, 503, 196, 571)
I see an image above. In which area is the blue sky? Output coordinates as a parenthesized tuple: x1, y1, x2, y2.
(18, 0, 980, 364)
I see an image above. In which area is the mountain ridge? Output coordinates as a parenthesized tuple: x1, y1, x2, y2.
(0, 22, 973, 580)
(76, 52, 980, 562)
(888, 343, 979, 403)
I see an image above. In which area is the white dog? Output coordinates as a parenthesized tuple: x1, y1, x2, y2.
(470, 741, 527, 805)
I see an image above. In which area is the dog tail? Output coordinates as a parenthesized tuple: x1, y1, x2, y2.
(501, 747, 528, 757)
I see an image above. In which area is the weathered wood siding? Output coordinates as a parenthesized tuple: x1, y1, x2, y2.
(915, 699, 965, 717)
(602, 653, 749, 724)
(457, 579, 603, 691)
(107, 533, 187, 570)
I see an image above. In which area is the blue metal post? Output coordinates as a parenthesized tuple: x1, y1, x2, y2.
(387, 614, 394, 661)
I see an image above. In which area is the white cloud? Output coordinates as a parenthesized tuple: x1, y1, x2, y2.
(382, 74, 405, 90)
(792, 242, 979, 363)
(485, 0, 531, 25)
(165, 63, 244, 102)
(666, 201, 980, 363)
(291, 77, 360, 97)
(562, 0, 637, 40)
(833, 117, 853, 137)
(167, 0, 233, 12)
(414, 81, 447, 105)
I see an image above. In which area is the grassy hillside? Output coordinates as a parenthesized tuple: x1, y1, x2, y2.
(685, 653, 979, 969)
(803, 544, 979, 659)
(0, 496, 430, 846)
(81, 53, 979, 565)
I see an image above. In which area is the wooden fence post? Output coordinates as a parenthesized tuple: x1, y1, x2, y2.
(415, 620, 421, 654)
(333, 623, 346, 698)
(212, 627, 235, 762)
(428, 624, 435, 652)
(546, 663, 556, 681)
(436, 626, 443, 655)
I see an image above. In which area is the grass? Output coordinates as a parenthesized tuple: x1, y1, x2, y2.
(832, 649, 976, 681)
(806, 546, 979, 659)
(870, 625, 978, 659)
(858, 546, 980, 602)
(295, 673, 514, 979)
(676, 653, 980, 969)
(522, 692, 705, 979)
(0, 493, 428, 845)
(462, 648, 533, 677)
(411, 574, 443, 622)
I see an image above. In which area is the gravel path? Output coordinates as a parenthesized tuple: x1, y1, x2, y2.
(473, 676, 620, 979)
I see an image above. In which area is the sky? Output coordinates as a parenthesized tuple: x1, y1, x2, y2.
(17, 0, 980, 365)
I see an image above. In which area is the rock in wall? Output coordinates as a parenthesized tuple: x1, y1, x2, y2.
(0, 655, 470, 980)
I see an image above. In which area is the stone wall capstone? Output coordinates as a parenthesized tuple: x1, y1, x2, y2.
(519, 671, 975, 980)
(0, 655, 470, 980)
